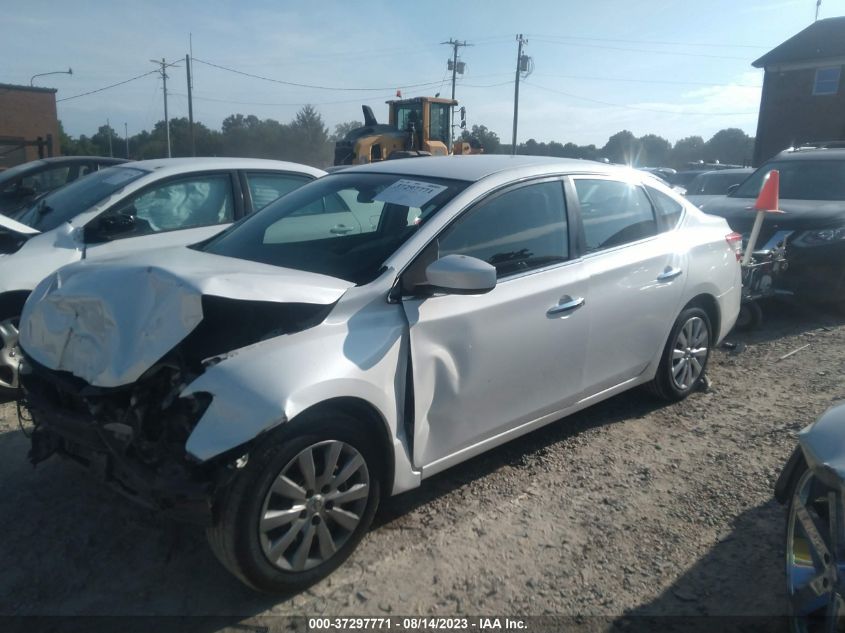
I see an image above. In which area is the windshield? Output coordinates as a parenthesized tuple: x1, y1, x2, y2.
(688, 172, 750, 195)
(201, 172, 468, 284)
(733, 160, 845, 200)
(16, 166, 147, 232)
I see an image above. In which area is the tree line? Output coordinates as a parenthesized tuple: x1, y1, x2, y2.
(461, 125, 755, 169)
(60, 105, 755, 170)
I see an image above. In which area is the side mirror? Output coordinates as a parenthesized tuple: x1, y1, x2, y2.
(86, 213, 136, 242)
(425, 254, 497, 295)
(726, 183, 740, 195)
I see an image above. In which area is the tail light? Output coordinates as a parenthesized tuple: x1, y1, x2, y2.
(725, 232, 743, 262)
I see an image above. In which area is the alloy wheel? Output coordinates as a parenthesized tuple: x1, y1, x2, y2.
(0, 317, 20, 391)
(787, 468, 845, 630)
(670, 315, 708, 391)
(259, 439, 370, 572)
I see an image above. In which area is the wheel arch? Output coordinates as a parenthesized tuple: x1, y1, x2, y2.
(683, 293, 720, 342)
(0, 290, 31, 317)
(290, 396, 396, 497)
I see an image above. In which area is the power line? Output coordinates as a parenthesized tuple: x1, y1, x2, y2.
(192, 57, 448, 92)
(529, 38, 749, 60)
(56, 69, 159, 102)
(527, 33, 770, 50)
(523, 81, 757, 116)
(532, 72, 761, 89)
(169, 92, 396, 107)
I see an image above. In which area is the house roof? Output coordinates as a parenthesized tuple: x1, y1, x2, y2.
(0, 83, 57, 94)
(753, 16, 845, 68)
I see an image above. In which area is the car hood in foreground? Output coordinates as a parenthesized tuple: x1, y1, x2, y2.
(698, 196, 845, 232)
(19, 246, 353, 388)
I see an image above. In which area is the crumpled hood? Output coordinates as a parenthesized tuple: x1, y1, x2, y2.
(20, 246, 353, 387)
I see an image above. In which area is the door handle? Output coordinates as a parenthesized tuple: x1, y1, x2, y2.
(547, 296, 585, 316)
(330, 224, 354, 235)
(657, 267, 683, 282)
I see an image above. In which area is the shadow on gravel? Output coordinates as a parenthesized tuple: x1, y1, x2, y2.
(612, 499, 788, 625)
(0, 425, 277, 624)
(0, 385, 668, 622)
(376, 387, 666, 528)
(725, 299, 845, 346)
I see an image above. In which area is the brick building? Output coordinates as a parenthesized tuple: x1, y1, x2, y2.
(753, 17, 845, 165)
(0, 83, 61, 168)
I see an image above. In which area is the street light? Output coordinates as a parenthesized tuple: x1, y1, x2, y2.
(30, 68, 73, 87)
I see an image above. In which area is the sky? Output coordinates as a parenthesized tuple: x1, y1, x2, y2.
(2, 0, 842, 147)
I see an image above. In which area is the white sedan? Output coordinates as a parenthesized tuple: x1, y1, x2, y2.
(19, 155, 741, 593)
(0, 157, 325, 394)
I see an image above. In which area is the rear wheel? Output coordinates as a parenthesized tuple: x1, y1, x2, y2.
(645, 307, 711, 401)
(735, 301, 763, 331)
(785, 461, 845, 630)
(207, 412, 381, 593)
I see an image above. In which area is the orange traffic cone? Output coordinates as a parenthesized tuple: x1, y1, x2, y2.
(743, 169, 785, 266)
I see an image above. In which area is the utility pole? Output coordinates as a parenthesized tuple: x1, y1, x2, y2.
(441, 38, 471, 151)
(512, 34, 527, 155)
(186, 53, 195, 156)
(124, 122, 129, 159)
(150, 58, 178, 158)
(106, 118, 113, 157)
(510, 35, 534, 155)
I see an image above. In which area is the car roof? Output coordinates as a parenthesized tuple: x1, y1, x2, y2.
(343, 154, 622, 182)
(774, 148, 845, 161)
(696, 168, 754, 176)
(121, 157, 326, 177)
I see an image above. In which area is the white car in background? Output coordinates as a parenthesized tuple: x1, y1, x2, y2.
(0, 157, 325, 395)
(20, 155, 741, 593)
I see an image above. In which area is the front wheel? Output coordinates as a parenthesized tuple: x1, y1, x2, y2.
(645, 307, 711, 401)
(0, 313, 21, 399)
(785, 461, 845, 630)
(207, 412, 381, 594)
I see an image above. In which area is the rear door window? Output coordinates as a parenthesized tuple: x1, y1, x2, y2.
(246, 172, 313, 211)
(573, 179, 657, 252)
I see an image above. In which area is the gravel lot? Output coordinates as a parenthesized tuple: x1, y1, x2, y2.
(2, 301, 844, 627)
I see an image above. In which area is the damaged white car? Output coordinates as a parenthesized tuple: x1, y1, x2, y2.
(19, 155, 741, 593)
(0, 157, 325, 395)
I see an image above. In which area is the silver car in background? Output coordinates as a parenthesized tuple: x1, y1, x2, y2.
(19, 155, 741, 593)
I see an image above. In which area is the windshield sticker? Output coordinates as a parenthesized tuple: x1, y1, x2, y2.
(102, 169, 143, 186)
(373, 179, 448, 208)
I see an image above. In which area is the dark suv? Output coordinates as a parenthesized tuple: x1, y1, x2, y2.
(698, 147, 845, 309)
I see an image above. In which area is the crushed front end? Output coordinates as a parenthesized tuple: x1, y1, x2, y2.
(22, 354, 231, 524)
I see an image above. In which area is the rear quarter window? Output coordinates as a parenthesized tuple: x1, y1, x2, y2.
(646, 186, 684, 232)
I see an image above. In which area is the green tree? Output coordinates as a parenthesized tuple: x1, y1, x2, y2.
(670, 135, 706, 168)
(602, 130, 640, 165)
(638, 134, 672, 167)
(460, 124, 501, 154)
(331, 120, 364, 141)
(704, 128, 754, 166)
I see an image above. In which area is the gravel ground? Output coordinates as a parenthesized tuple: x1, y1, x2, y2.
(1, 301, 844, 627)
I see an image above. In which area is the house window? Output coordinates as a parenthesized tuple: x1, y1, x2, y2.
(813, 67, 841, 95)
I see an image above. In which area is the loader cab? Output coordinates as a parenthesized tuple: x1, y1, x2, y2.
(388, 97, 456, 156)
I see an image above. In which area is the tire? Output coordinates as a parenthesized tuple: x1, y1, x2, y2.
(734, 301, 763, 331)
(0, 310, 21, 400)
(784, 458, 845, 629)
(645, 307, 712, 401)
(207, 411, 382, 594)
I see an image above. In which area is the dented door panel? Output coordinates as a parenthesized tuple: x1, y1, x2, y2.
(403, 261, 589, 469)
